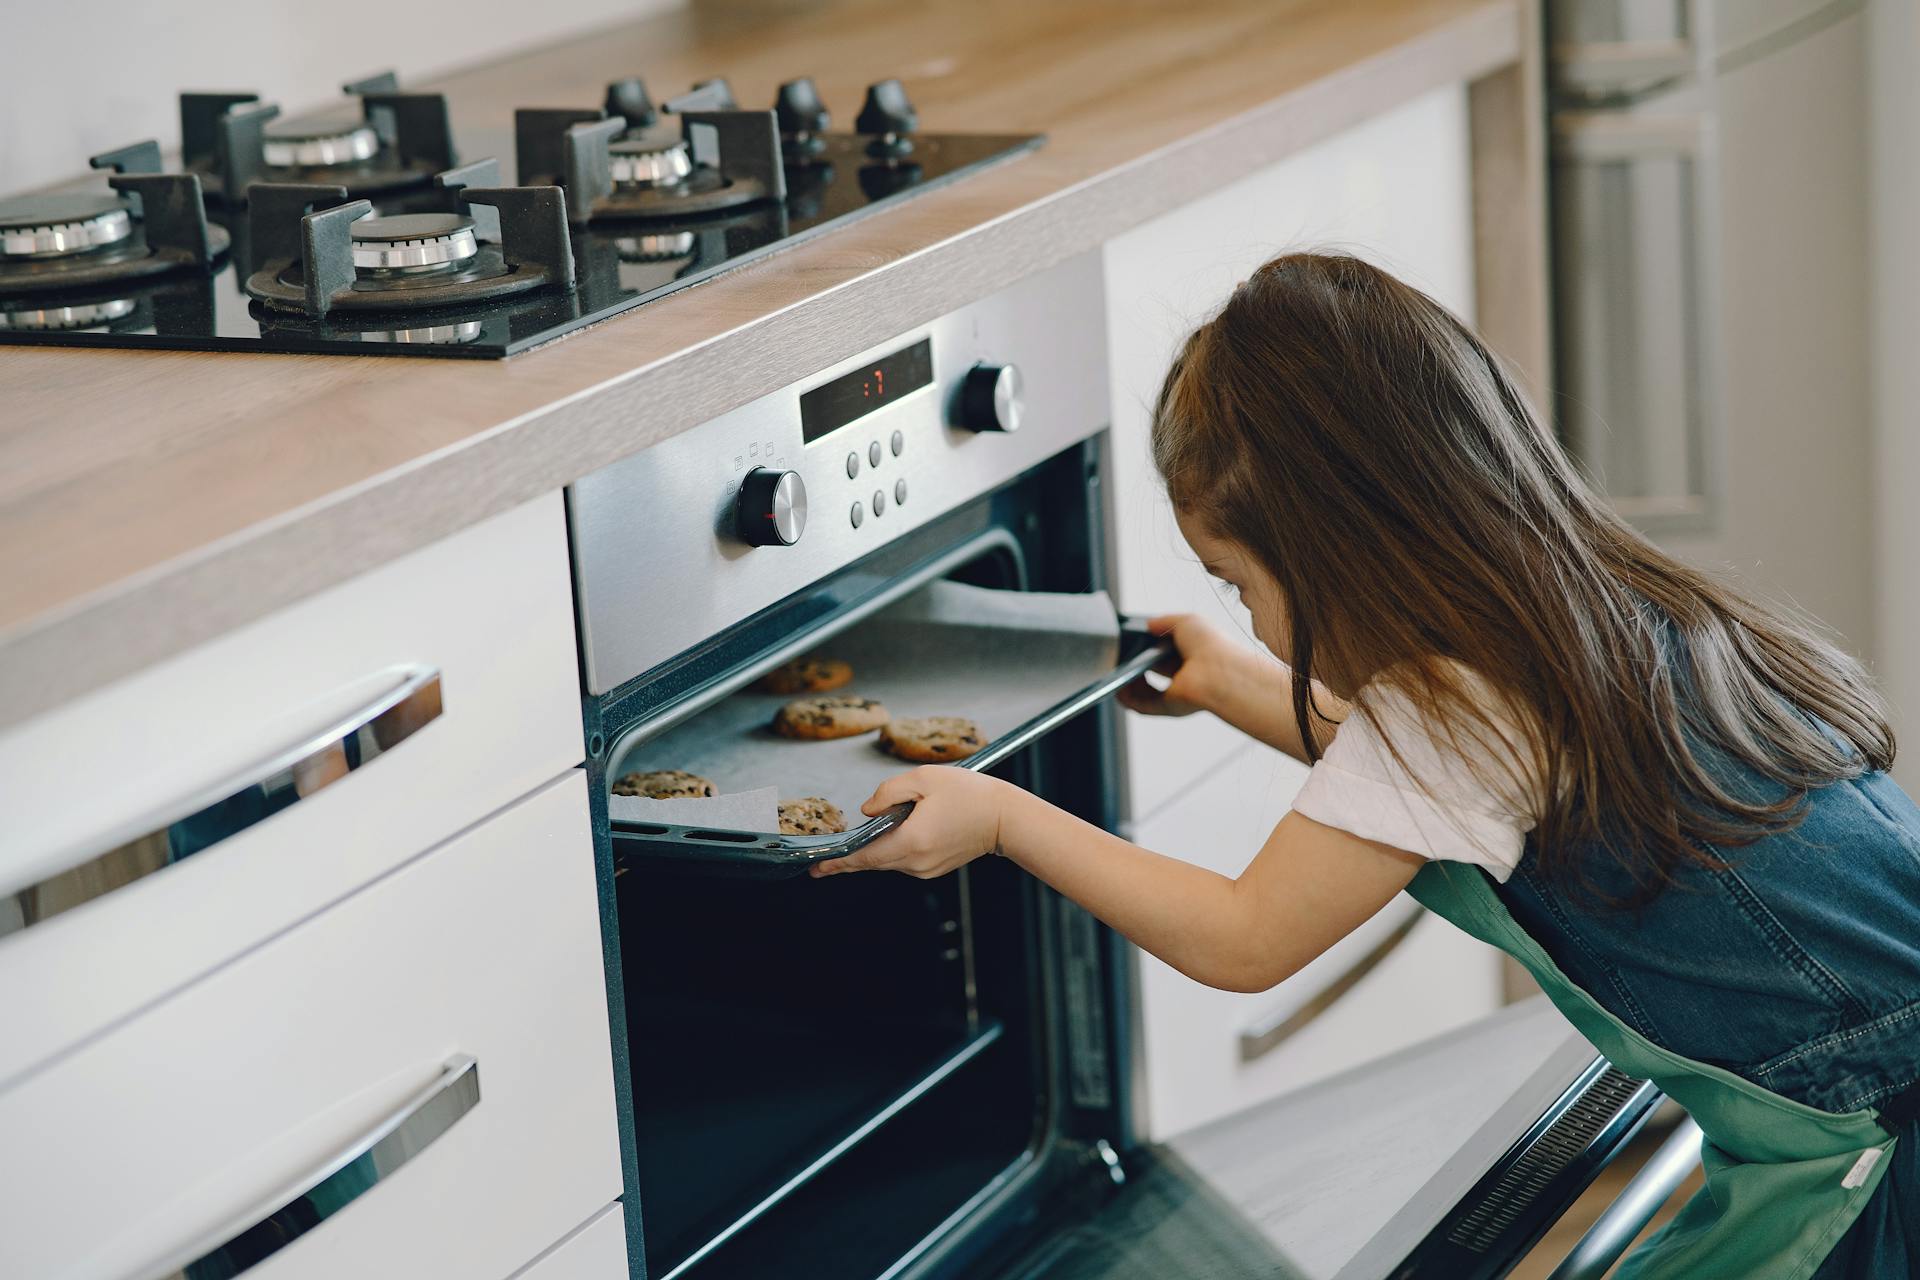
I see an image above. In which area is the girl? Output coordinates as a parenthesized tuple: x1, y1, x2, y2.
(813, 253, 1920, 1277)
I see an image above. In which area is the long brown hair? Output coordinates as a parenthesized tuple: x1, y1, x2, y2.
(1151, 252, 1894, 895)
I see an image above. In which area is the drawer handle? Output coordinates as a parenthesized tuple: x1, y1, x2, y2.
(140, 1054, 480, 1280)
(4, 665, 442, 940)
(1237, 910, 1423, 1063)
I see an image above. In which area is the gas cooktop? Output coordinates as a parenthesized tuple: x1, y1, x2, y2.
(0, 73, 1040, 359)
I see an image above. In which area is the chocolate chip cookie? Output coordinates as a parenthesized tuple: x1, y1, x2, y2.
(612, 768, 717, 798)
(756, 656, 854, 695)
(779, 796, 848, 835)
(878, 716, 985, 763)
(771, 694, 890, 740)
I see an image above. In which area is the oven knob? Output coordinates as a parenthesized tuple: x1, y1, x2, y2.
(736, 467, 807, 546)
(957, 363, 1023, 433)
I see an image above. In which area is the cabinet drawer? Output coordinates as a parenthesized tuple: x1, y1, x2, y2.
(1131, 744, 1501, 1139)
(0, 771, 620, 1280)
(512, 1204, 629, 1280)
(0, 493, 582, 1086)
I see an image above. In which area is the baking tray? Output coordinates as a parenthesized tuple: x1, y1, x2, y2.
(608, 582, 1169, 878)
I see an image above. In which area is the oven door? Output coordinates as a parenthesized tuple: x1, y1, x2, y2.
(960, 998, 1668, 1280)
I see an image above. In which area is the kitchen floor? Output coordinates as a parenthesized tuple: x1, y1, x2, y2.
(1509, 1106, 1704, 1279)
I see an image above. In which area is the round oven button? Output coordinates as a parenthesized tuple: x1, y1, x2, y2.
(849, 501, 864, 528)
(869, 440, 883, 468)
(890, 429, 904, 456)
(735, 468, 807, 546)
(894, 478, 908, 506)
(846, 451, 860, 479)
(871, 489, 887, 517)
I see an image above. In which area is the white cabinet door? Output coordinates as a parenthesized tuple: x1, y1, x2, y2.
(0, 493, 583, 1087)
(1102, 83, 1476, 818)
(1130, 744, 1501, 1140)
(0, 771, 621, 1280)
(511, 1204, 629, 1280)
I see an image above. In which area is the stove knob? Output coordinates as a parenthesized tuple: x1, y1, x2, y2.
(856, 79, 918, 155)
(736, 467, 807, 546)
(774, 78, 830, 137)
(957, 363, 1023, 434)
(604, 78, 658, 131)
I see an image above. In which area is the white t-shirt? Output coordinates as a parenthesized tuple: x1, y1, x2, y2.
(1290, 666, 1540, 881)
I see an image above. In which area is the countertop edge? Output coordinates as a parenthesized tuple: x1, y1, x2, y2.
(0, 1, 1520, 729)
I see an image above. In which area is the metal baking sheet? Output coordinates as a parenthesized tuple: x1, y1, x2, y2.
(609, 582, 1124, 834)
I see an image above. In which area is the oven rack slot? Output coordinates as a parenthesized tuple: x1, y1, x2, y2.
(610, 626, 1170, 878)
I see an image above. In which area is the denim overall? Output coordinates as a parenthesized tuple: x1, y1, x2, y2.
(1408, 757, 1920, 1277)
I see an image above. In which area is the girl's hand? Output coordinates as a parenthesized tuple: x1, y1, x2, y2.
(1117, 613, 1336, 763)
(1116, 613, 1251, 720)
(809, 766, 1009, 879)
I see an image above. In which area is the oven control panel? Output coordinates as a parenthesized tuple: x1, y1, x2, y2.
(568, 251, 1107, 695)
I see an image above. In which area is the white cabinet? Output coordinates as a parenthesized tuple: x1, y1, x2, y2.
(1102, 82, 1477, 820)
(0, 493, 583, 1087)
(0, 771, 620, 1280)
(1103, 83, 1502, 1135)
(1131, 746, 1502, 1139)
(512, 1204, 630, 1280)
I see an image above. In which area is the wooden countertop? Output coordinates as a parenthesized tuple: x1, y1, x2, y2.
(0, 0, 1521, 727)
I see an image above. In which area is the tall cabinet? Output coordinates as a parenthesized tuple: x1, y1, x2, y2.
(1102, 85, 1508, 1141)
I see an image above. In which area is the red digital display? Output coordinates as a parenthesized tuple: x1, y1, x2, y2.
(800, 338, 934, 444)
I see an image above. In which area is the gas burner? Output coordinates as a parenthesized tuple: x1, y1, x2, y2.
(242, 158, 574, 318)
(0, 141, 227, 304)
(517, 77, 786, 224)
(1, 196, 133, 258)
(350, 213, 482, 274)
(180, 71, 456, 206)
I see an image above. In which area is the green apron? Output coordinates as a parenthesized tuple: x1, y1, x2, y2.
(1409, 862, 1900, 1279)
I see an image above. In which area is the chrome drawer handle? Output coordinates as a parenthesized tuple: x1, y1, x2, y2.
(138, 1055, 480, 1280)
(1237, 909, 1424, 1062)
(3, 665, 441, 940)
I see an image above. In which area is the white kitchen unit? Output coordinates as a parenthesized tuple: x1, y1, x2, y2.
(0, 771, 621, 1280)
(0, 493, 584, 1090)
(1103, 83, 1504, 1139)
(511, 1204, 631, 1280)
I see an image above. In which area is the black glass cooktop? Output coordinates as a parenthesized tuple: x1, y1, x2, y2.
(0, 132, 1040, 360)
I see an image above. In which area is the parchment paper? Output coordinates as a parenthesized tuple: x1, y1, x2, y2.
(608, 786, 779, 832)
(607, 582, 1122, 833)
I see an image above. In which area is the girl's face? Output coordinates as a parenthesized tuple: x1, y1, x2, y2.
(1175, 508, 1293, 659)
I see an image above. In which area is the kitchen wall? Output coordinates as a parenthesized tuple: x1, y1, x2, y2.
(2, 0, 680, 195)
(1868, 0, 1919, 786)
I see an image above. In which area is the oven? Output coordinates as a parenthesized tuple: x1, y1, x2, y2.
(563, 251, 1671, 1280)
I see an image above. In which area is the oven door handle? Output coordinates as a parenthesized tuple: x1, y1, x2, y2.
(959, 622, 1170, 775)
(608, 627, 1174, 877)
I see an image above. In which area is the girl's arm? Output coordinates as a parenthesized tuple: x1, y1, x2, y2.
(814, 767, 1423, 994)
(1118, 614, 1348, 764)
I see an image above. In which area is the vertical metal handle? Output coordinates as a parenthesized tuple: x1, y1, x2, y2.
(1546, 1117, 1702, 1279)
(136, 1055, 481, 1280)
(1550, 110, 1718, 532)
(3, 665, 442, 939)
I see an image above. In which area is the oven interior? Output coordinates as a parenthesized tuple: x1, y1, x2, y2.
(585, 445, 1132, 1280)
